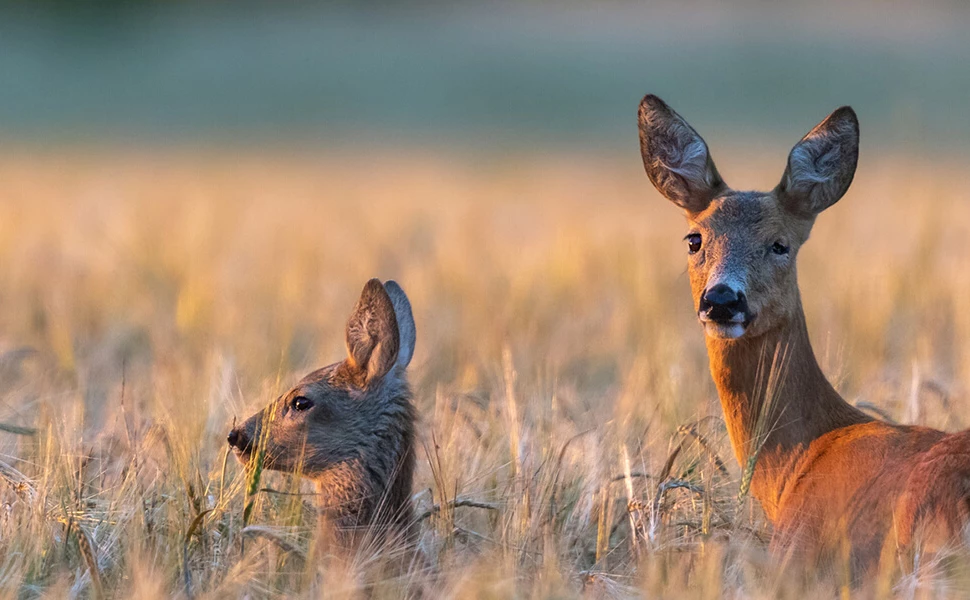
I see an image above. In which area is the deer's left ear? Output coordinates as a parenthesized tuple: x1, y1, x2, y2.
(383, 280, 415, 369)
(778, 106, 859, 217)
(345, 279, 400, 385)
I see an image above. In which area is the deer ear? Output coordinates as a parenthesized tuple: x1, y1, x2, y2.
(345, 279, 400, 384)
(638, 94, 725, 213)
(778, 106, 859, 217)
(382, 280, 415, 369)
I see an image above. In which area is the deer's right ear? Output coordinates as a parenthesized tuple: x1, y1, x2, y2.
(638, 95, 724, 213)
(345, 279, 400, 385)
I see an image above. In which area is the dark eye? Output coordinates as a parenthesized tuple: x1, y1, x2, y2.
(686, 233, 702, 254)
(771, 241, 790, 256)
(292, 396, 313, 411)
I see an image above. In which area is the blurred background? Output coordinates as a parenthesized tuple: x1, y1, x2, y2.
(1, 1, 970, 596)
(1, 0, 969, 151)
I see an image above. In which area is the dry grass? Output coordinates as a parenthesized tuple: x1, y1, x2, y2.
(0, 146, 969, 598)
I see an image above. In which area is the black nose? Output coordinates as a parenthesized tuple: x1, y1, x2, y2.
(228, 427, 253, 452)
(700, 284, 747, 322)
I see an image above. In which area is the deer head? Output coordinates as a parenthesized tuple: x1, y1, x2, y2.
(227, 279, 416, 479)
(638, 94, 859, 340)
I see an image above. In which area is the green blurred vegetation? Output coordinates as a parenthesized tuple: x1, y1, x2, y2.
(0, 1, 968, 150)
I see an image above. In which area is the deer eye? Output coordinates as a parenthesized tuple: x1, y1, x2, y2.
(685, 233, 702, 254)
(771, 241, 790, 256)
(292, 396, 313, 411)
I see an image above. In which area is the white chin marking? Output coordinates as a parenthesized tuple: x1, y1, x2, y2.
(704, 322, 747, 340)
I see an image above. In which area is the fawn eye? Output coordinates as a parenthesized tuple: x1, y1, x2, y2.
(292, 396, 313, 411)
(771, 241, 790, 256)
(685, 233, 702, 254)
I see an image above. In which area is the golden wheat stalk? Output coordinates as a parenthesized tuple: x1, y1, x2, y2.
(59, 517, 104, 600)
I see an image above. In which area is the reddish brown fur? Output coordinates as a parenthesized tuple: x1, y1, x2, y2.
(638, 94, 970, 575)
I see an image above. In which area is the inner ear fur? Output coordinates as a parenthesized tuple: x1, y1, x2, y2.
(638, 94, 725, 213)
(345, 279, 400, 384)
(777, 106, 859, 217)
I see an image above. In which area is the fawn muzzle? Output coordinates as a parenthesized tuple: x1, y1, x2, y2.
(227, 427, 253, 454)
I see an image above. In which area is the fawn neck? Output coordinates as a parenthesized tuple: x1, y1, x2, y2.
(705, 294, 870, 520)
(314, 418, 416, 544)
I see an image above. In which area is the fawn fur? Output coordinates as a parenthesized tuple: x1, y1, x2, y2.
(228, 278, 418, 548)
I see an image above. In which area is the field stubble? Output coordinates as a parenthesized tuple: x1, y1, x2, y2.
(0, 148, 968, 597)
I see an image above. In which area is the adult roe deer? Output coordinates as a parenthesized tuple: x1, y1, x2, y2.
(227, 278, 417, 548)
(638, 94, 970, 573)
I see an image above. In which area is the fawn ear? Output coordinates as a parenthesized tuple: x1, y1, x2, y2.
(345, 279, 400, 384)
(778, 106, 859, 217)
(383, 280, 415, 369)
(638, 94, 725, 213)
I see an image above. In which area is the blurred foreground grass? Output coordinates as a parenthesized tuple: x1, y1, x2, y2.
(0, 148, 969, 597)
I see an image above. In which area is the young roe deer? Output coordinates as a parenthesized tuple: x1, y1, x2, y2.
(227, 278, 417, 547)
(638, 94, 970, 572)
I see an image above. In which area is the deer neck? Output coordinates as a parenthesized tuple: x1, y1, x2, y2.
(314, 431, 416, 543)
(704, 296, 870, 520)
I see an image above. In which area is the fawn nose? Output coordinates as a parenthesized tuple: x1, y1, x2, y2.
(227, 428, 250, 451)
(700, 284, 747, 323)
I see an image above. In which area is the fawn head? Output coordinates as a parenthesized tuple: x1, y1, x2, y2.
(227, 278, 416, 478)
(638, 94, 859, 340)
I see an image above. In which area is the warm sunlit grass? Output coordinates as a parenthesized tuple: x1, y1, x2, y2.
(0, 147, 969, 597)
